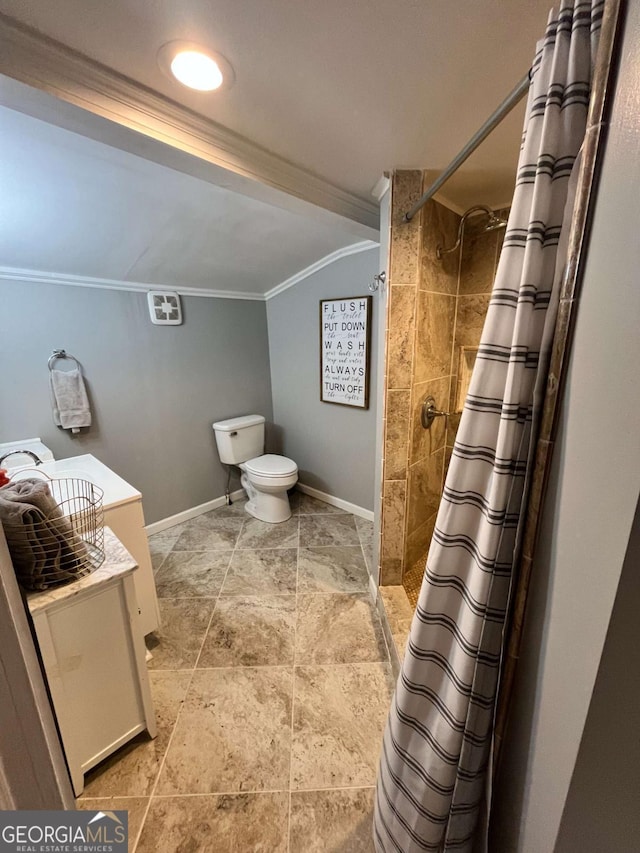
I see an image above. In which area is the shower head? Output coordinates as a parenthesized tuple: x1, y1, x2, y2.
(436, 205, 507, 259)
(483, 215, 508, 233)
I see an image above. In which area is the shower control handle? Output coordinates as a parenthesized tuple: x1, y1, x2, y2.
(421, 396, 451, 430)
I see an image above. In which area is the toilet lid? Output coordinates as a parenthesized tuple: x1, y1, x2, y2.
(244, 454, 298, 477)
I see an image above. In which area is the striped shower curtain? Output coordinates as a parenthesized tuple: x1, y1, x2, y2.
(374, 2, 603, 850)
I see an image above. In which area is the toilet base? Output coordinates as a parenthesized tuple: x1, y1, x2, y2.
(241, 472, 293, 523)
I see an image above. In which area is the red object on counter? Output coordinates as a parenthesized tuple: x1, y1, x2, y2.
(0, 469, 10, 487)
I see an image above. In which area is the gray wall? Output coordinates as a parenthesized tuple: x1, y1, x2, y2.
(0, 281, 273, 523)
(490, 6, 640, 849)
(267, 248, 379, 511)
(554, 497, 640, 853)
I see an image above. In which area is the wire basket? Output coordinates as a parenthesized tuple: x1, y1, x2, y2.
(0, 472, 105, 591)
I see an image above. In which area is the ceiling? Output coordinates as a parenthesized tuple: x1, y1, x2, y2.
(0, 104, 373, 297)
(0, 0, 551, 295)
(0, 0, 553, 211)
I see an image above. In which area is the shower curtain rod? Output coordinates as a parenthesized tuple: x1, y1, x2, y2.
(404, 72, 531, 222)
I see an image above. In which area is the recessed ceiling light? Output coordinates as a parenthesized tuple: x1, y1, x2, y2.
(171, 51, 223, 91)
(158, 41, 234, 93)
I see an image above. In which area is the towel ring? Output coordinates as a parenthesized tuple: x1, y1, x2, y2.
(48, 349, 81, 371)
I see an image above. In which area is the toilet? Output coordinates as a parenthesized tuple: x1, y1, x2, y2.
(212, 414, 298, 523)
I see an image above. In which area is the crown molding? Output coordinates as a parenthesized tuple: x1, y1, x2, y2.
(0, 14, 379, 233)
(264, 241, 379, 301)
(371, 175, 391, 202)
(0, 242, 380, 302)
(0, 267, 264, 301)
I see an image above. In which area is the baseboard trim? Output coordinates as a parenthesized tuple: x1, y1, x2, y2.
(296, 483, 374, 521)
(145, 488, 246, 534)
(146, 482, 373, 533)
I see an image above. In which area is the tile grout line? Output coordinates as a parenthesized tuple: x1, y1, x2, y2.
(81, 782, 376, 802)
(287, 509, 301, 853)
(137, 783, 377, 799)
(133, 515, 244, 852)
(148, 660, 390, 672)
(138, 501, 380, 848)
(148, 530, 182, 576)
(156, 589, 371, 602)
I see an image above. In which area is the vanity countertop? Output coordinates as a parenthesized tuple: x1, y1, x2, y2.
(26, 527, 137, 615)
(14, 454, 141, 508)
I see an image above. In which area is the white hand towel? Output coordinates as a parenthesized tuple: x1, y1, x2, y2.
(49, 368, 92, 433)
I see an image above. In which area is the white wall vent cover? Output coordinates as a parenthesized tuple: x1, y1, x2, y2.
(147, 291, 182, 325)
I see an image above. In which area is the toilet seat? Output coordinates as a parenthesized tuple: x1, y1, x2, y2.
(239, 454, 298, 523)
(243, 454, 298, 478)
(212, 416, 297, 524)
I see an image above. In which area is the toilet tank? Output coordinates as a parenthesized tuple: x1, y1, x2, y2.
(212, 414, 265, 464)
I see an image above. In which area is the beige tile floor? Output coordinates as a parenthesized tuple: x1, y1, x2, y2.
(78, 491, 392, 852)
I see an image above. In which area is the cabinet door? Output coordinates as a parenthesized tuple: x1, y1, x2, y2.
(37, 582, 147, 781)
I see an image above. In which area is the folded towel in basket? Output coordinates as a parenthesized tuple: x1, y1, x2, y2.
(50, 367, 92, 433)
(0, 478, 89, 589)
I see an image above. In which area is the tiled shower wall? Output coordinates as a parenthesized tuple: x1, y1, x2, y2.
(379, 170, 506, 587)
(379, 171, 459, 584)
(379, 171, 422, 586)
(445, 207, 507, 463)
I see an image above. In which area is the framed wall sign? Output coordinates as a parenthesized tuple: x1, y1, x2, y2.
(320, 295, 372, 409)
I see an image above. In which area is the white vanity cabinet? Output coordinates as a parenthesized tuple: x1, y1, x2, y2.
(104, 497, 160, 636)
(34, 454, 161, 636)
(26, 528, 157, 796)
